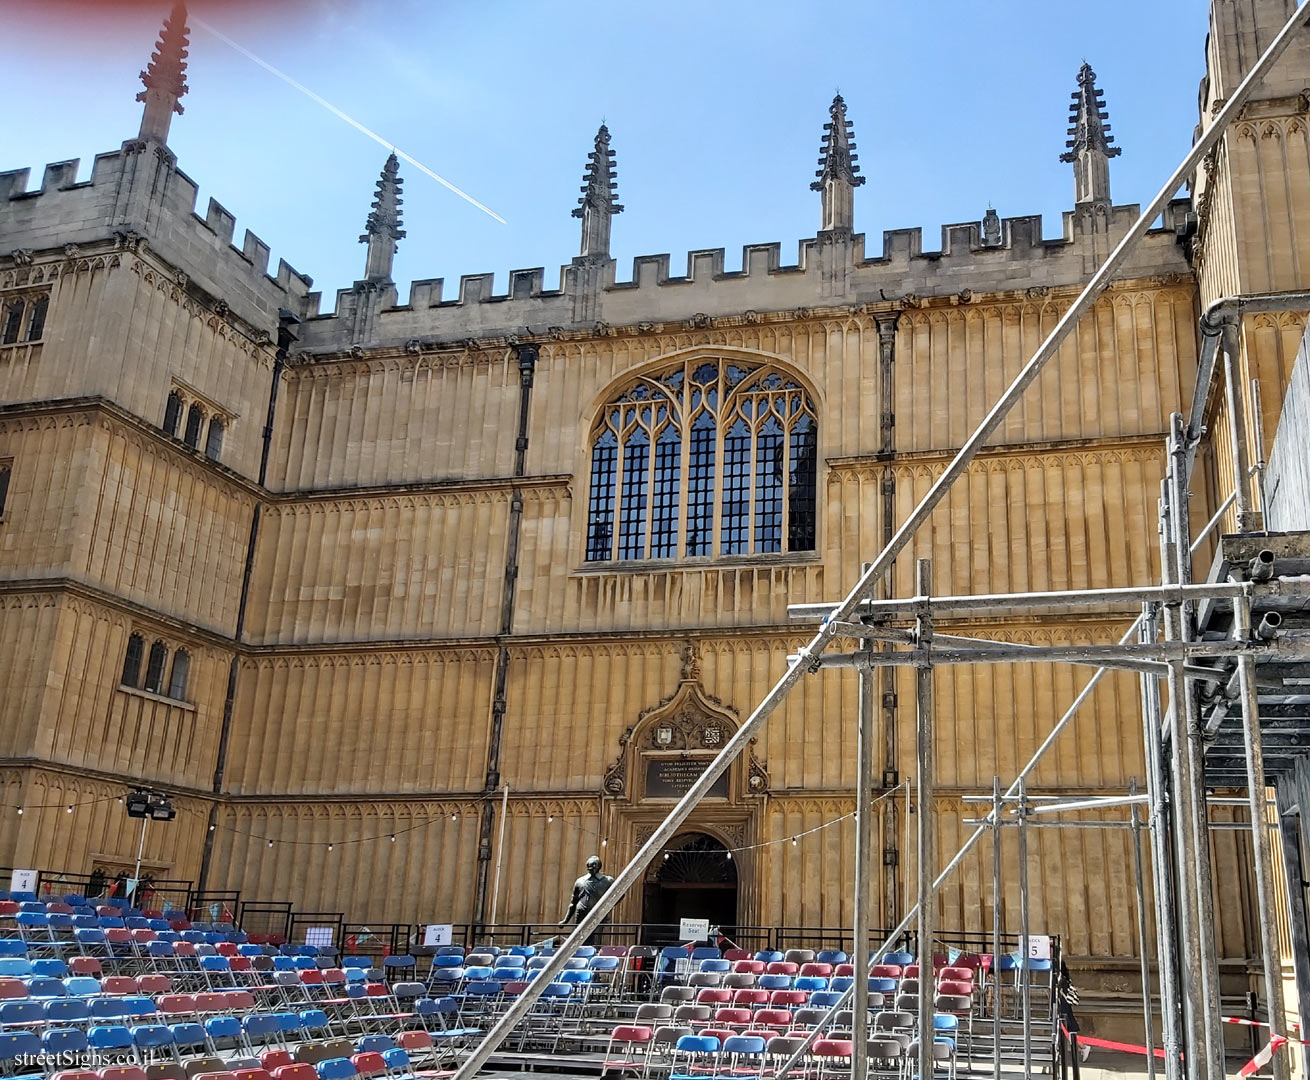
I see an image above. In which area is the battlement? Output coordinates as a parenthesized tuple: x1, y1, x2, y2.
(0, 145, 314, 331)
(297, 198, 1194, 353)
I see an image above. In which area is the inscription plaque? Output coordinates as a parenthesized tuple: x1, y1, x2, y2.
(645, 757, 730, 799)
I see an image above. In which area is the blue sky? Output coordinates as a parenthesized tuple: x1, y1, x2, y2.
(8, 1, 1208, 305)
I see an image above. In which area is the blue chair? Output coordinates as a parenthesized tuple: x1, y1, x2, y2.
(48, 913, 75, 933)
(758, 974, 792, 991)
(356, 1034, 395, 1053)
(462, 965, 493, 981)
(699, 958, 731, 973)
(90, 998, 131, 1020)
(433, 953, 463, 968)
(755, 950, 783, 963)
(0, 1001, 43, 1026)
(382, 1049, 410, 1074)
(130, 1024, 173, 1054)
(298, 1009, 330, 1038)
(169, 1022, 207, 1051)
(239, 944, 263, 956)
(436, 946, 465, 957)
(88, 1024, 134, 1050)
(24, 976, 65, 998)
(242, 1013, 281, 1045)
(30, 958, 66, 978)
(61, 895, 86, 906)
(124, 917, 149, 931)
(672, 1033, 720, 1075)
(810, 990, 843, 1009)
(9, 894, 37, 905)
(721, 1034, 766, 1070)
(16, 903, 45, 914)
(817, 950, 848, 965)
(830, 976, 854, 993)
(121, 996, 157, 1018)
(64, 976, 100, 998)
(690, 947, 720, 962)
(316, 1058, 356, 1080)
(44, 998, 89, 1023)
(508, 946, 535, 958)
(202, 1014, 240, 1053)
(885, 950, 914, 966)
(795, 975, 828, 993)
(99, 916, 126, 930)
(493, 967, 525, 984)
(384, 954, 416, 974)
(870, 977, 897, 995)
(72, 915, 98, 930)
(0, 958, 30, 977)
(0, 1031, 41, 1066)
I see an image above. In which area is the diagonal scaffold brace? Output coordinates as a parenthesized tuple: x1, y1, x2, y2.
(450, 5, 1310, 1076)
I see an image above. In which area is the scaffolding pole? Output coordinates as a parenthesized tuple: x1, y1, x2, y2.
(1231, 584, 1290, 1080)
(449, 12, 1310, 1074)
(1130, 778, 1158, 1080)
(915, 560, 935, 1080)
(852, 591, 877, 1080)
(992, 775, 1003, 1080)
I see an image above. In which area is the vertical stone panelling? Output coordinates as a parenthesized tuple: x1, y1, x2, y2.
(244, 492, 513, 645)
(208, 800, 482, 925)
(225, 650, 495, 796)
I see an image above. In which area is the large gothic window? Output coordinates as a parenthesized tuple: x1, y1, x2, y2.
(585, 359, 817, 561)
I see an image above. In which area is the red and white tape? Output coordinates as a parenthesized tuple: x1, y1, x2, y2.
(1238, 1034, 1289, 1078)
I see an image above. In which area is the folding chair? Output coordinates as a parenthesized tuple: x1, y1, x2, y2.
(602, 1024, 653, 1076)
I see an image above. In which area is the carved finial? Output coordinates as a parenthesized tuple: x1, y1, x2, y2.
(811, 94, 865, 234)
(982, 205, 1001, 246)
(1060, 62, 1121, 207)
(680, 641, 702, 683)
(359, 153, 406, 282)
(573, 123, 623, 259)
(136, 3, 189, 143)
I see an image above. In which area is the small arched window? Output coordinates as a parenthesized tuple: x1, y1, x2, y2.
(144, 641, 168, 693)
(204, 416, 224, 462)
(0, 302, 22, 345)
(0, 461, 9, 517)
(121, 633, 145, 688)
(183, 404, 204, 449)
(167, 649, 190, 700)
(585, 359, 818, 561)
(24, 296, 47, 342)
(163, 391, 183, 436)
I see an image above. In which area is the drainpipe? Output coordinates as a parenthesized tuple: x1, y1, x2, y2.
(472, 342, 537, 930)
(196, 310, 300, 892)
(874, 310, 900, 924)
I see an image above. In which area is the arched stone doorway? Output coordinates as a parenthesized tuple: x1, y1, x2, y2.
(641, 832, 738, 944)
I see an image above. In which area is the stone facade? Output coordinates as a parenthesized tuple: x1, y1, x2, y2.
(1, 0, 1308, 1020)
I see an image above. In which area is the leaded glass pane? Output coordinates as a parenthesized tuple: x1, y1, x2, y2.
(721, 417, 751, 555)
(618, 430, 649, 560)
(585, 433, 617, 561)
(686, 413, 716, 556)
(650, 427, 681, 559)
(755, 417, 784, 553)
(788, 418, 817, 552)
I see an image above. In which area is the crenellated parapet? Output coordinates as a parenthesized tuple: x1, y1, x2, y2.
(0, 147, 314, 333)
(295, 198, 1194, 353)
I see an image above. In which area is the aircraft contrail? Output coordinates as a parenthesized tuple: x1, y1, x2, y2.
(192, 17, 508, 225)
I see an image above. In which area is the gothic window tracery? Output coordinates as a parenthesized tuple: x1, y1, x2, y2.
(585, 359, 817, 562)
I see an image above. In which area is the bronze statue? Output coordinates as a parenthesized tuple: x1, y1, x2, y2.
(559, 855, 614, 945)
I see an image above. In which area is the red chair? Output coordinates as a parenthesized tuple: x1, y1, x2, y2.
(765, 962, 798, 976)
(169, 919, 192, 932)
(45, 903, 74, 916)
(0, 901, 19, 917)
(603, 1025, 653, 1070)
(271, 1067, 317, 1080)
(298, 970, 324, 986)
(732, 959, 765, 975)
(0, 978, 27, 999)
(723, 949, 751, 963)
(939, 966, 974, 984)
(753, 1008, 793, 1031)
(397, 1031, 432, 1051)
(98, 1070, 148, 1080)
(191, 1074, 237, 1080)
(731, 988, 768, 1007)
(51, 1072, 98, 1080)
(225, 990, 256, 1011)
(700, 1027, 736, 1047)
(130, 929, 157, 945)
(350, 1053, 386, 1078)
(193, 992, 227, 1014)
(139, 910, 164, 920)
(259, 1051, 293, 1072)
(69, 956, 102, 976)
(870, 964, 902, 980)
(713, 1007, 752, 1030)
(101, 976, 136, 995)
(813, 1038, 854, 1078)
(937, 979, 974, 998)
(156, 994, 196, 1016)
(105, 927, 132, 948)
(768, 989, 806, 1009)
(800, 963, 833, 978)
(834, 963, 855, 977)
(173, 941, 198, 959)
(136, 974, 171, 995)
(216, 942, 239, 957)
(696, 988, 731, 1007)
(235, 1071, 273, 1080)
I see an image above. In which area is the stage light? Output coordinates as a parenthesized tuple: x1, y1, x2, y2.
(267, 840, 273, 848)
(16, 807, 22, 815)
(66, 805, 73, 814)
(547, 815, 553, 823)
(726, 852, 732, 860)
(327, 844, 333, 852)
(390, 835, 396, 843)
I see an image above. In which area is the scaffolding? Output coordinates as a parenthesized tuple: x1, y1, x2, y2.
(450, 5, 1310, 1078)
